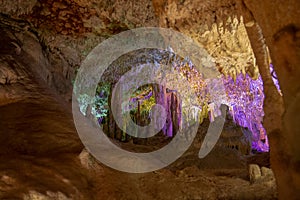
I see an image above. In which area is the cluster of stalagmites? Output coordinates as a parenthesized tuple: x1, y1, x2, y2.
(249, 164, 275, 184)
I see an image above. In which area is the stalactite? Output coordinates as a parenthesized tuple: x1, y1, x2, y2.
(108, 85, 116, 139)
(165, 92, 173, 137)
(153, 84, 168, 134)
(171, 92, 181, 135)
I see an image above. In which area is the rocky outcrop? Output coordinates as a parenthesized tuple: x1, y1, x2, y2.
(249, 164, 261, 183)
(248, 164, 275, 186)
(238, 0, 300, 199)
(0, 23, 92, 199)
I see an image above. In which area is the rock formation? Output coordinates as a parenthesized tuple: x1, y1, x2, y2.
(0, 0, 299, 199)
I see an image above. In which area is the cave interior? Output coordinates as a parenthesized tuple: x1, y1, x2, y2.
(0, 0, 299, 199)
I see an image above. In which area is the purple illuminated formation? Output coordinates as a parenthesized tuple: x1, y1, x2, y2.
(270, 63, 282, 95)
(175, 60, 271, 152)
(220, 64, 281, 152)
(172, 58, 271, 152)
(176, 61, 269, 151)
(222, 73, 269, 152)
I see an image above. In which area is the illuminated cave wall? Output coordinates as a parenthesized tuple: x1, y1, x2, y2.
(223, 73, 267, 152)
(91, 48, 277, 153)
(178, 58, 269, 152)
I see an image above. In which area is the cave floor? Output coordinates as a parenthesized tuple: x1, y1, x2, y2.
(0, 104, 276, 199)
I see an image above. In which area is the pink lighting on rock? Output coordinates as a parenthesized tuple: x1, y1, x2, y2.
(173, 57, 270, 152)
(270, 63, 282, 95)
(223, 73, 269, 152)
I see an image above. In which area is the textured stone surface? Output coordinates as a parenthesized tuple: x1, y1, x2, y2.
(248, 164, 275, 187)
(261, 167, 274, 177)
(249, 164, 261, 183)
(0, 25, 91, 199)
(239, 0, 300, 198)
(0, 0, 37, 16)
(152, 0, 260, 80)
(0, 0, 298, 199)
(23, 191, 72, 200)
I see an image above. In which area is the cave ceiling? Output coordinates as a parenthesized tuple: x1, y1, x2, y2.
(0, 0, 260, 87)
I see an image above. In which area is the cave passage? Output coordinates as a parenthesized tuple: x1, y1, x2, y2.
(2, 0, 298, 197)
(86, 49, 281, 153)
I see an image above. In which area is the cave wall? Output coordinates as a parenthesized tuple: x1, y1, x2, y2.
(0, 0, 299, 198)
(239, 0, 300, 198)
(0, 26, 94, 199)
